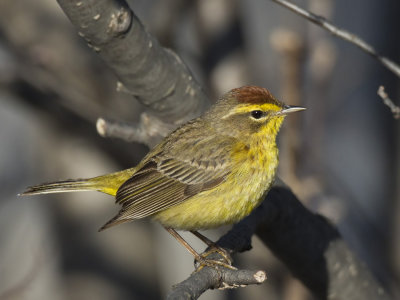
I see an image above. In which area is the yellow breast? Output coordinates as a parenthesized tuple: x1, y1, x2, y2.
(153, 135, 279, 230)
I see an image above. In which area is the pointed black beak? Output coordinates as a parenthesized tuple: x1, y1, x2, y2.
(276, 105, 306, 116)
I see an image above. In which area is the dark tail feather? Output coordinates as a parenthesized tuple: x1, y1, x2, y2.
(19, 179, 96, 196)
(98, 216, 127, 232)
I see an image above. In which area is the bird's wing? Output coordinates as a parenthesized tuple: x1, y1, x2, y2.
(99, 131, 235, 230)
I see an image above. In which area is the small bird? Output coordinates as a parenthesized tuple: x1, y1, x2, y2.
(22, 86, 305, 268)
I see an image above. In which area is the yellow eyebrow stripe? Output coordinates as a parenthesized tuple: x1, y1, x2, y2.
(221, 103, 281, 119)
(234, 103, 281, 113)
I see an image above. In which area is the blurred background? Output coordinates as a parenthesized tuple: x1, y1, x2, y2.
(0, 0, 399, 299)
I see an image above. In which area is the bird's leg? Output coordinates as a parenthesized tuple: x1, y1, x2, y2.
(164, 227, 236, 270)
(190, 230, 234, 266)
(189, 230, 215, 247)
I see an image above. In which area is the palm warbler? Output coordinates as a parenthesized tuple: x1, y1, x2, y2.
(22, 86, 305, 268)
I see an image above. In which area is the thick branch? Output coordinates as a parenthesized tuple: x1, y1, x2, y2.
(170, 181, 392, 299)
(270, 0, 400, 78)
(57, 0, 209, 143)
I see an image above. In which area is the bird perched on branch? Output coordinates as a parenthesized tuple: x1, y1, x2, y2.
(21, 86, 305, 269)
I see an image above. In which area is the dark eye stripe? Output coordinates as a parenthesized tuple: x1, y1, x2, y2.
(250, 110, 263, 119)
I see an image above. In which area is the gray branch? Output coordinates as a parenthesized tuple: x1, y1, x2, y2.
(167, 267, 266, 299)
(377, 86, 400, 119)
(96, 114, 175, 148)
(57, 0, 210, 144)
(270, 0, 400, 78)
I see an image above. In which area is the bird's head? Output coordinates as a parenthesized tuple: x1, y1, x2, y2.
(206, 86, 305, 141)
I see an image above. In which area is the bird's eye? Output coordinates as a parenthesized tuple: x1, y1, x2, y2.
(250, 110, 264, 119)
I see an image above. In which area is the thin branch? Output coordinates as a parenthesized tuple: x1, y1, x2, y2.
(270, 0, 400, 78)
(96, 113, 175, 148)
(377, 86, 400, 119)
(167, 267, 266, 299)
(57, 0, 210, 145)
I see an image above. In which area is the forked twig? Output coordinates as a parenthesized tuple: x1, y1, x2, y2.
(270, 0, 400, 78)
